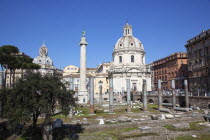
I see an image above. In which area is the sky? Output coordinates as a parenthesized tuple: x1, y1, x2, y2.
(0, 0, 210, 69)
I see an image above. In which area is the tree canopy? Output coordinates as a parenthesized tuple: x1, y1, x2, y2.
(0, 45, 40, 88)
(2, 71, 75, 131)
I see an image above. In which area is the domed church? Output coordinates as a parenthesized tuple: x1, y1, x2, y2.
(109, 23, 151, 93)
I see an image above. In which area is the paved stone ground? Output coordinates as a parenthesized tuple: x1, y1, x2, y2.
(77, 111, 210, 140)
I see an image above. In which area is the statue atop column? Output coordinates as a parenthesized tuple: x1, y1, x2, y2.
(80, 31, 88, 45)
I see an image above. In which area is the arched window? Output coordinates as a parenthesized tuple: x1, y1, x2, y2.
(119, 56, 122, 63)
(131, 55, 134, 62)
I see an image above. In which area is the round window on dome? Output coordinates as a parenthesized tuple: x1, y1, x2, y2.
(130, 43, 133, 46)
(119, 43, 122, 47)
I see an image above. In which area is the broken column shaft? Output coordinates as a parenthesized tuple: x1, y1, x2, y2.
(184, 80, 189, 108)
(126, 79, 131, 112)
(99, 85, 103, 105)
(109, 77, 114, 113)
(143, 79, 147, 111)
(172, 80, 176, 109)
(89, 77, 94, 114)
(122, 87, 125, 104)
(158, 79, 162, 109)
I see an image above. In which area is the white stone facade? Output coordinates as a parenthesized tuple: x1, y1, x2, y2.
(63, 65, 79, 76)
(110, 23, 151, 93)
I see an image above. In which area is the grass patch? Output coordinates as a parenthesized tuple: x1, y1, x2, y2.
(176, 134, 210, 140)
(81, 125, 157, 140)
(163, 121, 206, 131)
(52, 113, 67, 118)
(122, 132, 158, 139)
(123, 127, 138, 132)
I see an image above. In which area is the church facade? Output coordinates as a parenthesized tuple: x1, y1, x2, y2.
(109, 23, 151, 93)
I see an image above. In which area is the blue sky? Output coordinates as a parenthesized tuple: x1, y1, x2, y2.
(0, 0, 210, 69)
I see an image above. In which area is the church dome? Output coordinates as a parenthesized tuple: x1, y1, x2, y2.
(33, 43, 54, 69)
(114, 23, 144, 51)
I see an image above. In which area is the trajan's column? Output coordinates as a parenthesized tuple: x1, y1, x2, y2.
(78, 31, 88, 104)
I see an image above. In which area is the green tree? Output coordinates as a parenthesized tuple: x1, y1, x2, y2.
(3, 71, 75, 133)
(0, 45, 19, 88)
(0, 45, 40, 88)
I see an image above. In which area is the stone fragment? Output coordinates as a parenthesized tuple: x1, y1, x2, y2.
(126, 118, 132, 122)
(139, 126, 152, 133)
(133, 118, 140, 121)
(174, 115, 182, 118)
(140, 118, 146, 121)
(159, 108, 171, 113)
(111, 120, 117, 123)
(172, 122, 190, 128)
(151, 115, 158, 120)
(99, 119, 104, 124)
(165, 114, 174, 119)
(160, 114, 166, 120)
(53, 118, 63, 128)
(174, 107, 190, 112)
(204, 110, 208, 115)
(104, 110, 109, 113)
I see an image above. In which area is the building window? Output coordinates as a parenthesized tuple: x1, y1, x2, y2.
(119, 56, 122, 63)
(130, 43, 133, 46)
(131, 55, 134, 62)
